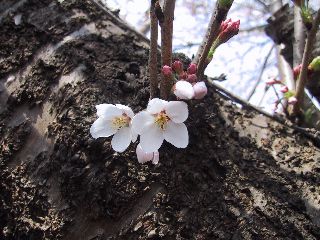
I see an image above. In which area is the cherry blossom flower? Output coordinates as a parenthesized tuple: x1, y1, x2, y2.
(132, 98, 189, 152)
(136, 144, 159, 164)
(172, 60, 183, 74)
(90, 104, 137, 152)
(174, 81, 195, 99)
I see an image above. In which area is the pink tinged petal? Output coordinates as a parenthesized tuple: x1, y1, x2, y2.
(132, 111, 155, 134)
(111, 127, 132, 152)
(136, 144, 154, 163)
(174, 81, 194, 100)
(90, 117, 117, 139)
(140, 124, 164, 152)
(163, 121, 188, 148)
(152, 152, 159, 165)
(115, 104, 134, 118)
(165, 101, 188, 123)
(193, 81, 208, 99)
(147, 98, 168, 114)
(131, 128, 138, 142)
(96, 104, 122, 119)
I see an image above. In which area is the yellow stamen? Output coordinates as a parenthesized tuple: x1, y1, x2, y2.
(112, 114, 130, 130)
(154, 111, 169, 130)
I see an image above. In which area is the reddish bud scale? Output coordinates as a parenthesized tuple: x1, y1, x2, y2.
(172, 60, 183, 74)
(218, 19, 240, 44)
(187, 63, 197, 75)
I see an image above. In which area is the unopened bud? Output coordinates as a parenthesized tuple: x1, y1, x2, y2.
(293, 64, 302, 80)
(187, 63, 197, 75)
(172, 60, 184, 74)
(179, 72, 188, 80)
(218, 19, 240, 44)
(309, 56, 320, 72)
(266, 79, 281, 86)
(193, 82, 207, 99)
(187, 74, 197, 83)
(173, 80, 195, 100)
(162, 65, 172, 76)
(136, 144, 159, 164)
(280, 86, 289, 93)
(288, 96, 298, 105)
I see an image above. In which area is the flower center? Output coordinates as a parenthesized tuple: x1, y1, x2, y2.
(112, 114, 130, 130)
(154, 111, 170, 130)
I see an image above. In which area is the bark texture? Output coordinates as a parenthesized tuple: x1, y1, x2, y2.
(0, 1, 319, 239)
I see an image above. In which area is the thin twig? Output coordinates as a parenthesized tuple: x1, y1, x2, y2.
(208, 79, 320, 146)
(160, 0, 176, 100)
(246, 45, 274, 101)
(149, 0, 159, 99)
(193, 0, 234, 78)
(293, 8, 320, 115)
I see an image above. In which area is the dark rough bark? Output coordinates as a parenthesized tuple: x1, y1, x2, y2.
(0, 0, 319, 239)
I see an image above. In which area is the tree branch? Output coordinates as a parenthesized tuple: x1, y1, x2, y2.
(149, 0, 159, 99)
(293, 9, 320, 115)
(193, 0, 234, 78)
(160, 0, 176, 100)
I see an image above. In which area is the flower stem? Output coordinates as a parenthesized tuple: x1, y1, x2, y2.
(160, 0, 176, 100)
(292, 8, 320, 116)
(193, 0, 234, 78)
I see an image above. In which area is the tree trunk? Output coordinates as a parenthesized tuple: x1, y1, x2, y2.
(0, 1, 319, 239)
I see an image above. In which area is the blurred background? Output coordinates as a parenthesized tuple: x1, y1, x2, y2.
(103, 0, 319, 112)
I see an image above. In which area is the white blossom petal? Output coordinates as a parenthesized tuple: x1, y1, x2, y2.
(132, 111, 155, 134)
(140, 124, 164, 152)
(147, 98, 168, 114)
(136, 144, 154, 163)
(164, 121, 188, 148)
(174, 81, 194, 100)
(96, 104, 122, 119)
(165, 101, 188, 123)
(131, 127, 138, 142)
(152, 152, 159, 165)
(115, 104, 134, 118)
(90, 117, 117, 138)
(111, 127, 132, 152)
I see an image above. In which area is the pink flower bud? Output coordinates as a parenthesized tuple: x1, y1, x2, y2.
(218, 19, 240, 44)
(172, 60, 183, 74)
(162, 65, 172, 76)
(293, 64, 302, 80)
(193, 81, 207, 99)
(266, 78, 281, 86)
(136, 144, 159, 164)
(173, 81, 195, 100)
(280, 86, 288, 93)
(179, 72, 188, 80)
(187, 63, 197, 75)
(288, 96, 298, 105)
(187, 74, 197, 83)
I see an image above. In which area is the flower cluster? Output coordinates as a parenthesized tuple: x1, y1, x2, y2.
(90, 98, 189, 164)
(265, 79, 297, 110)
(162, 62, 208, 100)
